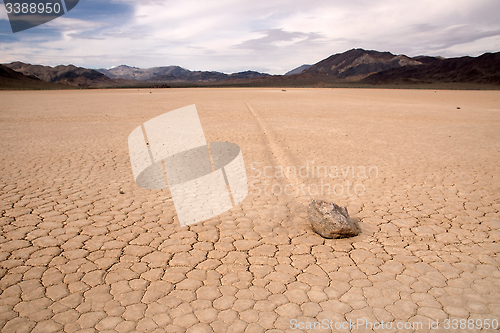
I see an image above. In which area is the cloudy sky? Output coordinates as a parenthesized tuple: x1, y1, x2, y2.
(1, 0, 499, 74)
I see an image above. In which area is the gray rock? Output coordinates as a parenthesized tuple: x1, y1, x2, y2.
(308, 200, 360, 239)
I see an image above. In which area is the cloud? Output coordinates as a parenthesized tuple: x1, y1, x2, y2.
(234, 29, 324, 51)
(406, 25, 500, 53)
(0, 8, 8, 20)
(43, 16, 108, 30)
(67, 33, 105, 40)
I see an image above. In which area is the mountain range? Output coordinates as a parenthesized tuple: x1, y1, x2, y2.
(97, 65, 271, 82)
(2, 48, 499, 89)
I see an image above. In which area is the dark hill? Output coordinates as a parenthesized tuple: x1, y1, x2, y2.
(301, 48, 422, 80)
(0, 64, 69, 89)
(4, 62, 114, 87)
(363, 52, 500, 85)
(229, 71, 271, 79)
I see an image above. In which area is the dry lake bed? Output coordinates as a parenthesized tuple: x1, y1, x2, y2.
(0, 88, 499, 332)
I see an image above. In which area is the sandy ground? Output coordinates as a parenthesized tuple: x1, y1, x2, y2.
(0, 88, 499, 333)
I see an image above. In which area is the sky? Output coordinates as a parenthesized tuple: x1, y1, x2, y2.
(0, 0, 499, 74)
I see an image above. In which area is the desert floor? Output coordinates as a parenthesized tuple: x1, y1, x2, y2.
(0, 88, 499, 333)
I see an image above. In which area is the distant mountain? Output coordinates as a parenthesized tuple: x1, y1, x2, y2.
(300, 48, 422, 80)
(97, 65, 141, 79)
(97, 65, 191, 81)
(4, 62, 114, 87)
(0, 64, 69, 89)
(285, 64, 312, 75)
(362, 52, 500, 85)
(97, 65, 271, 82)
(229, 70, 272, 79)
(148, 69, 227, 82)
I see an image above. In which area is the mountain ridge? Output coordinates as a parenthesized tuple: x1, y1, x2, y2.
(2, 48, 499, 89)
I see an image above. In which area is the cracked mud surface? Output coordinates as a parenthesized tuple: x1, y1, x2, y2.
(0, 88, 499, 332)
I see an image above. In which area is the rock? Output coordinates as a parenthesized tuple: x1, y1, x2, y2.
(308, 200, 360, 239)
